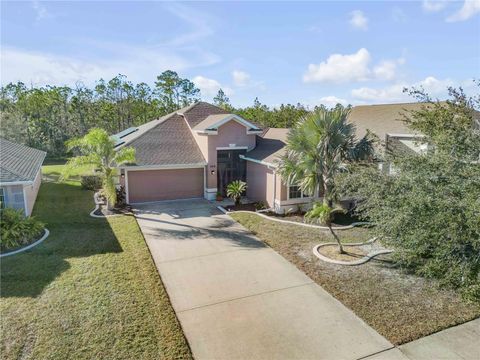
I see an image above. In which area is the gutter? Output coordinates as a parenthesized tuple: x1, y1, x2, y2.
(239, 155, 276, 169)
(0, 180, 33, 186)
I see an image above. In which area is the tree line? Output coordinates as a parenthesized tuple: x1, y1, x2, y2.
(0, 71, 321, 157)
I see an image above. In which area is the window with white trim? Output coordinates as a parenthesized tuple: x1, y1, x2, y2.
(288, 185, 311, 199)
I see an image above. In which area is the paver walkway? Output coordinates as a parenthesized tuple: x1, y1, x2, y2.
(134, 199, 395, 359)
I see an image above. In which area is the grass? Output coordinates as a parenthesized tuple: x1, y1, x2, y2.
(0, 165, 191, 359)
(42, 163, 94, 181)
(231, 212, 480, 345)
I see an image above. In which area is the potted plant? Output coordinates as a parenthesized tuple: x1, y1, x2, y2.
(216, 191, 223, 201)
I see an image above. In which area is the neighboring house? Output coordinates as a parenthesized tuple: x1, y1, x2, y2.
(348, 102, 430, 157)
(115, 101, 426, 213)
(0, 138, 46, 216)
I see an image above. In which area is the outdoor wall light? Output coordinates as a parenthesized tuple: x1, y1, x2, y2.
(210, 170, 215, 175)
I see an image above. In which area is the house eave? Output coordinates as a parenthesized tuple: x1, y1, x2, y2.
(240, 155, 277, 169)
(119, 162, 207, 171)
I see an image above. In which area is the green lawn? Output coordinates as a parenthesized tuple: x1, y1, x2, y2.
(231, 212, 480, 345)
(0, 166, 191, 359)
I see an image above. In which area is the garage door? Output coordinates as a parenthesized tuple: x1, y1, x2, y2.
(127, 168, 204, 203)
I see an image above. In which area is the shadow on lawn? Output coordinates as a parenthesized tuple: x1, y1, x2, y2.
(0, 181, 122, 298)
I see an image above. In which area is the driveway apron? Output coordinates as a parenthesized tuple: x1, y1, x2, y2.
(134, 199, 394, 360)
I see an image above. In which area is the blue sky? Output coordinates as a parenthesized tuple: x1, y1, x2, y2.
(1, 1, 479, 107)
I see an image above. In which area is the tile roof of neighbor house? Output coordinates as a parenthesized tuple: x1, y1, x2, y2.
(0, 138, 46, 184)
(347, 102, 426, 140)
(126, 113, 206, 166)
(245, 128, 290, 165)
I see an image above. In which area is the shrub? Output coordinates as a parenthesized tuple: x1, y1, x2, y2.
(226, 180, 247, 206)
(81, 175, 102, 190)
(0, 208, 45, 251)
(254, 201, 267, 211)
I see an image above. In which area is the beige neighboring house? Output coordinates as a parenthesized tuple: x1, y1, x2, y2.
(115, 101, 428, 214)
(0, 138, 46, 216)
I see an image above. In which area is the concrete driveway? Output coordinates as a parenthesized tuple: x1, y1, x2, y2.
(134, 199, 394, 360)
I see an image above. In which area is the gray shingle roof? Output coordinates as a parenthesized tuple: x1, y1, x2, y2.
(0, 138, 46, 184)
(178, 102, 230, 128)
(127, 114, 206, 166)
(245, 128, 289, 165)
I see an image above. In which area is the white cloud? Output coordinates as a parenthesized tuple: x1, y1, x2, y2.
(162, 3, 214, 46)
(351, 76, 454, 103)
(32, 0, 52, 21)
(318, 96, 349, 107)
(303, 48, 371, 83)
(0, 45, 219, 87)
(232, 70, 251, 87)
(1, 3, 222, 87)
(447, 0, 480, 22)
(303, 48, 405, 83)
(193, 76, 232, 97)
(349, 10, 368, 30)
(422, 0, 448, 12)
(373, 57, 406, 81)
(392, 7, 408, 22)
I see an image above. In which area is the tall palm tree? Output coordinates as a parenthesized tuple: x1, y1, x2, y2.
(278, 107, 374, 254)
(61, 128, 135, 208)
(278, 107, 375, 207)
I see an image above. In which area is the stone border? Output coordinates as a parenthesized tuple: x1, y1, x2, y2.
(0, 228, 50, 258)
(90, 192, 123, 218)
(216, 206, 371, 231)
(216, 205, 392, 266)
(312, 239, 393, 266)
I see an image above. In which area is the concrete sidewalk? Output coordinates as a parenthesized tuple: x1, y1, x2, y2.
(134, 199, 395, 360)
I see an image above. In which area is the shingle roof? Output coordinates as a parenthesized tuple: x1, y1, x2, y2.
(245, 128, 289, 165)
(193, 113, 262, 132)
(347, 102, 426, 140)
(127, 114, 206, 166)
(0, 138, 46, 184)
(178, 102, 230, 128)
(113, 101, 264, 167)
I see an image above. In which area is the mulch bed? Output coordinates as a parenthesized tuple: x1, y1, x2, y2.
(94, 205, 132, 217)
(265, 211, 362, 227)
(224, 203, 257, 212)
(318, 244, 367, 261)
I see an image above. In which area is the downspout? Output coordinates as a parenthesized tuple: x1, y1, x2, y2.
(272, 169, 277, 212)
(256, 164, 277, 214)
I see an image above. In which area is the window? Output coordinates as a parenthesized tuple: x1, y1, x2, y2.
(0, 188, 4, 209)
(288, 185, 302, 199)
(288, 185, 311, 200)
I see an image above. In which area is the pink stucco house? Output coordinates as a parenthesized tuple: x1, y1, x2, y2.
(115, 101, 426, 213)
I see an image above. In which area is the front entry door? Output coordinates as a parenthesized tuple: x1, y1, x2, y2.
(217, 149, 247, 196)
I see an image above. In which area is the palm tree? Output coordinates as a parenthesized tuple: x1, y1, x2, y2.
(278, 107, 375, 207)
(305, 202, 346, 253)
(226, 180, 247, 206)
(61, 128, 135, 208)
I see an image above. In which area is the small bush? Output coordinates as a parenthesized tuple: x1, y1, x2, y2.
(226, 180, 247, 206)
(0, 208, 45, 251)
(254, 201, 267, 211)
(81, 175, 102, 190)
